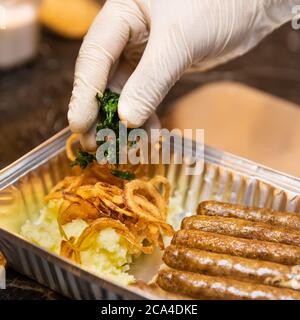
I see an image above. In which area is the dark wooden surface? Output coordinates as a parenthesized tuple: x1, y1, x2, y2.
(0, 23, 300, 299)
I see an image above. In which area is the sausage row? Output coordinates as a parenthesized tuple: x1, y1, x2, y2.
(172, 229, 300, 265)
(197, 201, 300, 230)
(157, 201, 300, 299)
(157, 269, 300, 300)
(182, 215, 300, 246)
(163, 246, 300, 290)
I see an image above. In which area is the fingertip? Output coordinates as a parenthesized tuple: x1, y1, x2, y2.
(79, 123, 98, 151)
(142, 112, 161, 135)
(118, 95, 146, 128)
(68, 94, 99, 133)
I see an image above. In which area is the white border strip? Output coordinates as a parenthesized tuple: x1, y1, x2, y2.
(0, 266, 6, 289)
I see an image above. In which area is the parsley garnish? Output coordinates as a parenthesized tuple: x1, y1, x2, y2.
(71, 89, 136, 180)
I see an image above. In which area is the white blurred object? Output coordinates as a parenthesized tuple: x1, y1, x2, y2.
(0, 266, 5, 289)
(0, 0, 40, 69)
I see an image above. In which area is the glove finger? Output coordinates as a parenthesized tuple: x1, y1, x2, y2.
(79, 122, 98, 152)
(80, 112, 161, 154)
(118, 30, 191, 128)
(68, 1, 130, 134)
(108, 60, 161, 134)
(108, 59, 135, 94)
(80, 56, 148, 152)
(142, 112, 161, 136)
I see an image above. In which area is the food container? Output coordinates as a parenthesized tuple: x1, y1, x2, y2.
(0, 127, 300, 299)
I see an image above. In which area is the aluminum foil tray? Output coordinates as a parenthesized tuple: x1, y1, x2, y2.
(0, 128, 300, 299)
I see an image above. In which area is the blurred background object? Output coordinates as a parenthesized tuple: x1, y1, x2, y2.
(0, 0, 103, 169)
(0, 0, 40, 69)
(161, 81, 300, 177)
(0, 0, 102, 71)
(39, 0, 101, 39)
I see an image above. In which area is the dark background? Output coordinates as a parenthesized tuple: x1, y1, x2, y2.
(0, 23, 300, 299)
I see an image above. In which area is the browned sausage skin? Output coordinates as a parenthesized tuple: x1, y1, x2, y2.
(197, 201, 300, 230)
(163, 246, 300, 290)
(182, 215, 300, 246)
(157, 268, 300, 300)
(172, 229, 300, 265)
(157, 201, 300, 299)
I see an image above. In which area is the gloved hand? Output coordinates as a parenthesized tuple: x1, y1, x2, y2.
(68, 0, 297, 150)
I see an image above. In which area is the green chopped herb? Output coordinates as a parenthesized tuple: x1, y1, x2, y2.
(96, 89, 120, 132)
(111, 170, 135, 181)
(71, 89, 136, 180)
(70, 150, 96, 169)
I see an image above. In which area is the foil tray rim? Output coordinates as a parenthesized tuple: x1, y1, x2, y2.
(1, 127, 300, 193)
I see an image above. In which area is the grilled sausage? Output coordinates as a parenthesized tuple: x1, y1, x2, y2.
(182, 215, 300, 246)
(157, 268, 300, 300)
(172, 229, 300, 265)
(197, 201, 300, 230)
(163, 246, 300, 289)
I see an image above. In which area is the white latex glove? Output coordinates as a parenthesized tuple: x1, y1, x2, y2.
(68, 0, 298, 150)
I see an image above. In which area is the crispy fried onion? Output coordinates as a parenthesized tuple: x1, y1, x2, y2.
(65, 134, 142, 187)
(0, 252, 6, 267)
(46, 170, 174, 263)
(66, 133, 80, 161)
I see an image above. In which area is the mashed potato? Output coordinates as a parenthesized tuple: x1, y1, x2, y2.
(20, 194, 183, 285)
(167, 191, 185, 230)
(21, 200, 135, 285)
